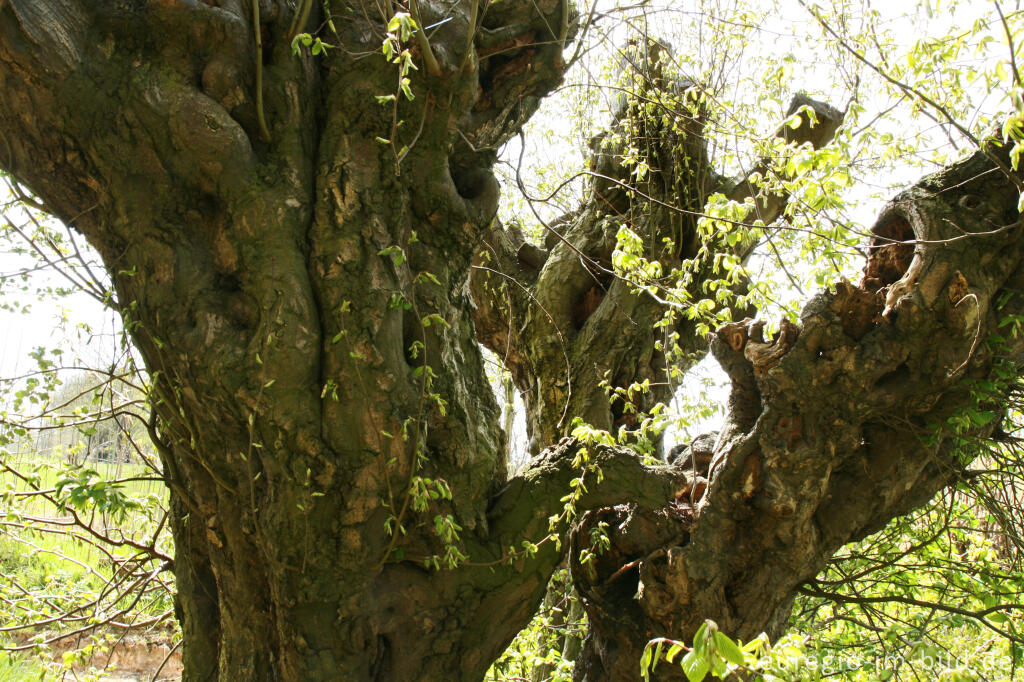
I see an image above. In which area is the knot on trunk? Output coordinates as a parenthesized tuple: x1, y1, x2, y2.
(743, 317, 800, 374)
(829, 279, 884, 340)
(860, 213, 915, 294)
(713, 317, 801, 376)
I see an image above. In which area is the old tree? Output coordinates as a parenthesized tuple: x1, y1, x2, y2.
(1, 0, 1023, 679)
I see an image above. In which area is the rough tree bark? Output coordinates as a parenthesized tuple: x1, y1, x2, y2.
(562, 150, 1024, 679)
(0, 3, 1020, 682)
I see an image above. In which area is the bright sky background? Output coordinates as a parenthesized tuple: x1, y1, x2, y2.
(0, 225, 119, 379)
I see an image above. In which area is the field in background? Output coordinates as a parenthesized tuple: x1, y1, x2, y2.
(0, 433, 178, 680)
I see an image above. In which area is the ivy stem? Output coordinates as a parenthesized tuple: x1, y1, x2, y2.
(252, 0, 272, 142)
(460, 0, 479, 73)
(288, 0, 315, 39)
(409, 0, 442, 76)
(558, 0, 569, 50)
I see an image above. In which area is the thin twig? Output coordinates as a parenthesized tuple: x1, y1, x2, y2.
(799, 0, 1023, 193)
(150, 639, 183, 682)
(288, 0, 315, 38)
(995, 2, 1022, 90)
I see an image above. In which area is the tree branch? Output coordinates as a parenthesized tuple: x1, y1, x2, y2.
(472, 41, 845, 455)
(569, 145, 1024, 679)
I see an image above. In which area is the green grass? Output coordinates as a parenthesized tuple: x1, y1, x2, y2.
(1, 457, 165, 510)
(0, 453, 176, 680)
(0, 649, 47, 681)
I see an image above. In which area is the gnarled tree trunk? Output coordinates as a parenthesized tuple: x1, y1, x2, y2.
(0, 2, 607, 678)
(565, 150, 1024, 679)
(0, 3, 1020, 682)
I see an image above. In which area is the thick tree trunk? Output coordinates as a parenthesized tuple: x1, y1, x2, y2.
(0, 8, 691, 680)
(1, 3, 1022, 682)
(0, 1, 603, 679)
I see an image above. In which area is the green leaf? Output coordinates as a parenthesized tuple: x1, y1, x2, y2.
(692, 621, 710, 657)
(310, 38, 333, 56)
(400, 77, 415, 101)
(290, 33, 312, 56)
(712, 631, 745, 666)
(680, 649, 709, 682)
(665, 642, 684, 663)
(378, 245, 405, 266)
(421, 313, 450, 329)
(640, 645, 653, 681)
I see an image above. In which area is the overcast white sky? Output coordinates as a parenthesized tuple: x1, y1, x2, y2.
(0, 213, 120, 385)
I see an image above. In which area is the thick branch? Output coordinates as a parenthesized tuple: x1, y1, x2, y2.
(489, 438, 691, 544)
(472, 42, 844, 453)
(727, 94, 845, 227)
(570, 146, 1024, 680)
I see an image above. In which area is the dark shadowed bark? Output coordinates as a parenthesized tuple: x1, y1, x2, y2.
(0, 3, 1021, 682)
